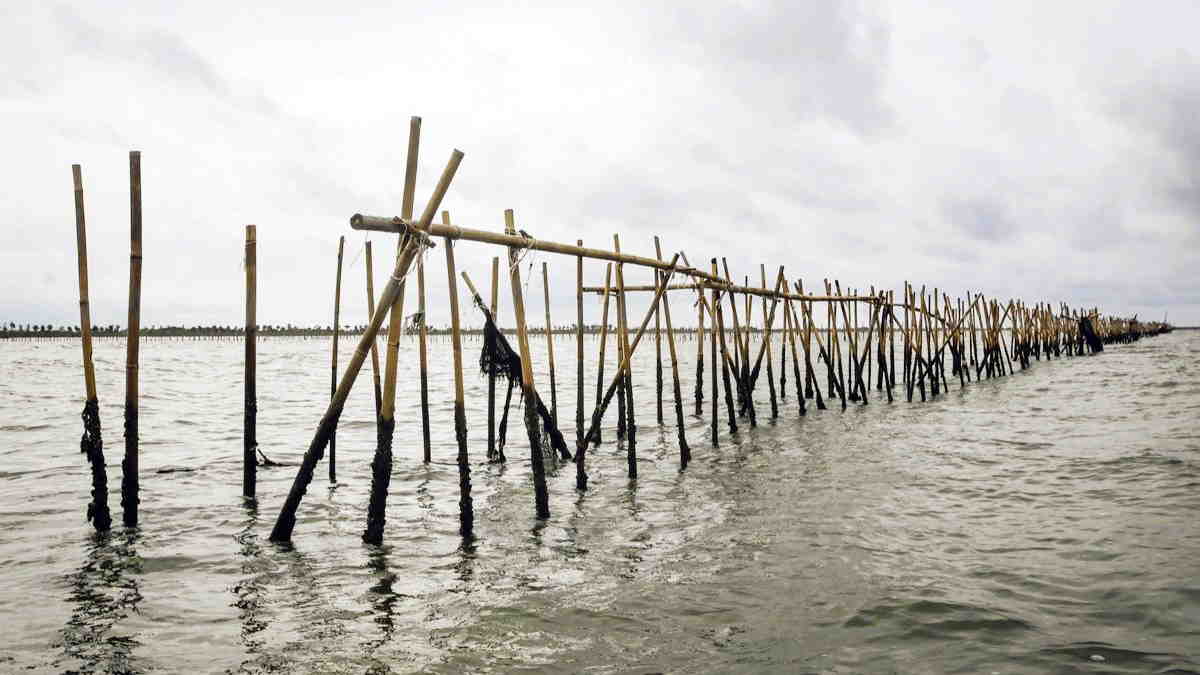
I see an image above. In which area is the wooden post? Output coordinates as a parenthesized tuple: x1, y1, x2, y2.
(365, 241, 382, 419)
(72, 164, 111, 531)
(122, 150, 142, 528)
(654, 237, 690, 466)
(613, 235, 637, 478)
(487, 257, 499, 459)
(443, 211, 473, 537)
(244, 225, 257, 501)
(654, 257, 664, 426)
(542, 262, 558, 427)
(350, 148, 464, 545)
(505, 209, 550, 518)
(330, 234, 345, 482)
(761, 265, 778, 420)
(595, 264, 612, 445)
(575, 241, 584, 448)
(695, 284, 706, 416)
(361, 119, 423, 545)
(417, 218, 432, 463)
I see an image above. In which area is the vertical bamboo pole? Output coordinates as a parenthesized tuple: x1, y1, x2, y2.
(329, 235, 345, 482)
(695, 289, 705, 416)
(575, 242, 584, 448)
(244, 225, 257, 501)
(714, 260, 738, 435)
(417, 220, 432, 463)
(654, 260, 664, 426)
(542, 262, 558, 426)
(505, 210, 550, 518)
(122, 150, 142, 528)
(356, 147, 462, 547)
(382, 116, 420, 464)
(443, 212, 473, 537)
(488, 257, 499, 459)
(709, 268, 719, 447)
(595, 264, 612, 444)
(365, 241, 382, 419)
(654, 237, 689, 466)
(761, 265, 778, 420)
(613, 234, 637, 478)
(72, 164, 111, 531)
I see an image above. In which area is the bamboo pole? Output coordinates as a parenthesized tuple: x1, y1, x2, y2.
(365, 241, 382, 419)
(72, 164, 111, 531)
(417, 218, 432, 463)
(613, 234, 637, 478)
(330, 234, 345, 482)
(710, 264, 720, 446)
(290, 147, 461, 546)
(761, 265, 778, 419)
(578, 254, 682, 461)
(244, 225, 257, 501)
(443, 211, 473, 537)
(695, 281, 705, 416)
(360, 120, 424, 545)
(122, 150, 142, 528)
(595, 264, 612, 444)
(575, 241, 584, 448)
(654, 237, 690, 466)
(488, 257, 499, 459)
(654, 258, 664, 426)
(713, 260, 738, 435)
(542, 261, 558, 427)
(505, 209, 550, 518)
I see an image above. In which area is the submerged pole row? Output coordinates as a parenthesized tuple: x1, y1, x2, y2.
(63, 122, 1173, 540)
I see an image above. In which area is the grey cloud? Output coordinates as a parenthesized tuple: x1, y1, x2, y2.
(942, 196, 1016, 243)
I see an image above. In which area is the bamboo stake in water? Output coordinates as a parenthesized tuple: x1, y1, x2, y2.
(487, 256, 499, 459)
(417, 225, 432, 463)
(360, 119, 425, 545)
(365, 241, 382, 419)
(654, 257, 664, 426)
(695, 282, 706, 416)
(542, 262, 558, 427)
(122, 150, 142, 528)
(72, 164, 111, 531)
(654, 237, 689, 466)
(595, 264, 612, 444)
(613, 235, 636, 478)
(575, 241, 585, 448)
(330, 234, 345, 482)
(505, 209, 550, 518)
(443, 211, 473, 537)
(761, 265, 778, 419)
(244, 225, 257, 501)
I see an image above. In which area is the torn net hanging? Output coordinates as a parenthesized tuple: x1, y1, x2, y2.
(479, 312, 571, 461)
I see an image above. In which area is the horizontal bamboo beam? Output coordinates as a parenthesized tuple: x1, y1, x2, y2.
(583, 283, 877, 303)
(352, 214, 728, 285)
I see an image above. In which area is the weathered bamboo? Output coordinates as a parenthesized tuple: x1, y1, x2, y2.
(488, 257, 499, 459)
(713, 260, 738, 435)
(595, 264, 612, 444)
(330, 235, 345, 482)
(613, 235, 637, 478)
(365, 241, 382, 419)
(761, 265, 778, 420)
(578, 254, 682, 463)
(297, 147, 460, 546)
(360, 120, 425, 545)
(695, 282, 706, 416)
(505, 209, 550, 518)
(654, 257, 664, 426)
(244, 225, 257, 501)
(709, 267, 719, 446)
(654, 237, 689, 466)
(542, 261, 558, 427)
(443, 211, 473, 537)
(575, 241, 585, 449)
(417, 219, 432, 463)
(72, 164, 111, 532)
(122, 150, 142, 528)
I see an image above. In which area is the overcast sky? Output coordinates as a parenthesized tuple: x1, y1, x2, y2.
(3, 0, 1197, 330)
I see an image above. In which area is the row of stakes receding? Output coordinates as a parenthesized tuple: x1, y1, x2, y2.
(61, 117, 1171, 541)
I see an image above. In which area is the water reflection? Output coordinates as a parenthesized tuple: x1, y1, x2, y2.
(233, 503, 270, 667)
(58, 529, 144, 672)
(364, 545, 399, 652)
